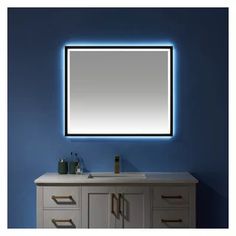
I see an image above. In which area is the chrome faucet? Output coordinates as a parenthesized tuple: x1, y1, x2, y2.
(114, 155, 120, 174)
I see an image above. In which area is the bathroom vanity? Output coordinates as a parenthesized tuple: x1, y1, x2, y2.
(35, 172, 198, 228)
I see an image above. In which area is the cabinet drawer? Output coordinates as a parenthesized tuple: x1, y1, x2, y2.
(43, 186, 80, 208)
(153, 209, 189, 228)
(43, 210, 80, 228)
(152, 186, 189, 207)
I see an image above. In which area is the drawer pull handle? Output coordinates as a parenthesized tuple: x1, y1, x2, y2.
(161, 195, 183, 199)
(161, 219, 183, 223)
(51, 219, 76, 228)
(111, 193, 119, 218)
(118, 193, 122, 214)
(51, 195, 76, 205)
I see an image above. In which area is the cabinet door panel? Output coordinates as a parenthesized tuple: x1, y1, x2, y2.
(122, 193, 145, 228)
(82, 186, 116, 228)
(88, 193, 110, 228)
(117, 186, 150, 228)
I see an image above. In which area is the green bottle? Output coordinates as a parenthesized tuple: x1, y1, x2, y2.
(58, 159, 68, 174)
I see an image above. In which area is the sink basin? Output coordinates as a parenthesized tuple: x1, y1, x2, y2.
(87, 172, 146, 179)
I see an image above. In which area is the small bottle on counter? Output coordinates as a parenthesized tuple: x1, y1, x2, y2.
(69, 152, 79, 174)
(58, 159, 68, 174)
(76, 156, 84, 175)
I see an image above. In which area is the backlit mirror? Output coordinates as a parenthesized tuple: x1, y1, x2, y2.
(65, 46, 173, 136)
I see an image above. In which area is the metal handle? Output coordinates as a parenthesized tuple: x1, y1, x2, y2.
(51, 219, 76, 228)
(111, 193, 119, 218)
(51, 195, 76, 205)
(118, 193, 122, 214)
(161, 219, 183, 223)
(161, 195, 183, 199)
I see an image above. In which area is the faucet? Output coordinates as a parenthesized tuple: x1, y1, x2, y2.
(114, 155, 120, 174)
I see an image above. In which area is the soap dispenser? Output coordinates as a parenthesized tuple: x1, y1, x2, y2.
(69, 152, 79, 174)
(58, 159, 68, 174)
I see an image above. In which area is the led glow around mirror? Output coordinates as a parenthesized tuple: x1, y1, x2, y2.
(65, 46, 173, 136)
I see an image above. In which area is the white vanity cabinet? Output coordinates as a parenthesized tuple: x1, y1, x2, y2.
(35, 172, 198, 228)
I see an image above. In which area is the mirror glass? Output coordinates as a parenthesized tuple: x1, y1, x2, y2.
(65, 46, 173, 136)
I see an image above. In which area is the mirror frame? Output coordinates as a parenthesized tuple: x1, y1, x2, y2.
(65, 46, 173, 137)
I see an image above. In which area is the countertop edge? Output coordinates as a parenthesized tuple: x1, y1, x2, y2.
(34, 172, 199, 185)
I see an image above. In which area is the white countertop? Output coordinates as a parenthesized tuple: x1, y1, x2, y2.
(34, 172, 198, 185)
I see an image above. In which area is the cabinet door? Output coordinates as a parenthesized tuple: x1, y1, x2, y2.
(82, 186, 117, 228)
(116, 186, 151, 228)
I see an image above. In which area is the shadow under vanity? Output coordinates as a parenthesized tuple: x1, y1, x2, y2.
(35, 172, 198, 228)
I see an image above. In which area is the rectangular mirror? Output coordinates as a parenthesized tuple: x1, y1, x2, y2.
(65, 46, 173, 136)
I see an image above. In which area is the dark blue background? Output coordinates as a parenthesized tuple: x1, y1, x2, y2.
(8, 8, 228, 228)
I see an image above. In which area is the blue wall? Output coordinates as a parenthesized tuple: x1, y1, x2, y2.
(8, 8, 228, 228)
